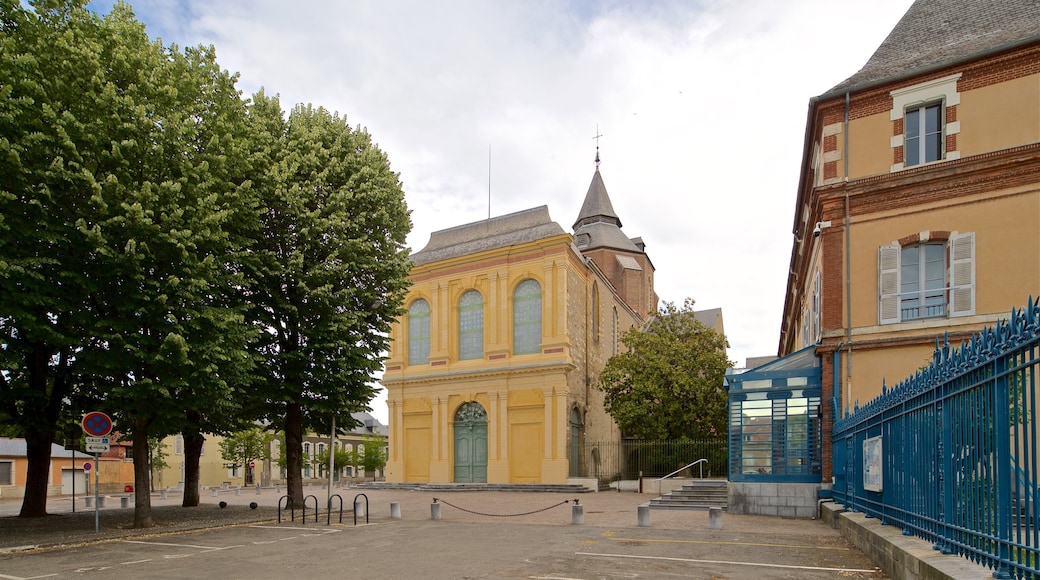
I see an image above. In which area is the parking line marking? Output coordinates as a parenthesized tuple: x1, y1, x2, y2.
(603, 535, 850, 551)
(0, 574, 58, 579)
(124, 541, 240, 551)
(250, 526, 339, 533)
(576, 552, 876, 573)
(120, 559, 153, 565)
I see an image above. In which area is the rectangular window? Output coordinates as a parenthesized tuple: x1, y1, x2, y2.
(905, 103, 942, 166)
(879, 232, 974, 324)
(175, 435, 184, 455)
(0, 461, 12, 485)
(811, 273, 821, 343)
(900, 243, 946, 320)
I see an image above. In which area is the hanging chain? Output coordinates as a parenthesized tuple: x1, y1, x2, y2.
(432, 497, 576, 517)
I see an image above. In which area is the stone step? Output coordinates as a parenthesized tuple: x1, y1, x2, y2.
(353, 482, 592, 493)
(650, 480, 728, 511)
(648, 500, 727, 511)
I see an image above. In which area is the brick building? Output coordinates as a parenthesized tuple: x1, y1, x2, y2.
(780, 0, 1040, 481)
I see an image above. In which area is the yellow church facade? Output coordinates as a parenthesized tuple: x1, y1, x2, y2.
(381, 170, 655, 484)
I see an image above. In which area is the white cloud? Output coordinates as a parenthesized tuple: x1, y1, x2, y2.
(97, 0, 915, 422)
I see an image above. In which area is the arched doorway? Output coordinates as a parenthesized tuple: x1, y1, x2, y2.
(569, 408, 583, 477)
(454, 402, 488, 483)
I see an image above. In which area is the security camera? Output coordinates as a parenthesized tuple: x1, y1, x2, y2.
(813, 223, 822, 238)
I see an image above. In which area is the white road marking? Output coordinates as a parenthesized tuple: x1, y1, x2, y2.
(0, 573, 58, 579)
(123, 541, 240, 551)
(575, 552, 877, 573)
(120, 559, 153, 565)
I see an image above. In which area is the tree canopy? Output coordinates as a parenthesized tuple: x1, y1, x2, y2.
(598, 299, 732, 440)
(241, 95, 412, 504)
(0, 0, 411, 522)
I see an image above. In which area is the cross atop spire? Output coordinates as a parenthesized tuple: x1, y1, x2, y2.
(592, 124, 603, 169)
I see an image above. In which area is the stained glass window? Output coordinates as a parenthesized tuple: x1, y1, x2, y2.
(513, 279, 541, 354)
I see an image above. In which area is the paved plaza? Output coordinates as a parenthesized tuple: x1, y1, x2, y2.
(0, 487, 886, 579)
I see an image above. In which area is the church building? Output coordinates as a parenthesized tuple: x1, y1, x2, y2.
(381, 167, 657, 484)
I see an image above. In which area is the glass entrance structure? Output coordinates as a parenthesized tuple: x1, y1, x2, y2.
(726, 346, 822, 483)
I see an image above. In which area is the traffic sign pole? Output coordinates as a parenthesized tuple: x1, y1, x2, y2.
(93, 453, 100, 533)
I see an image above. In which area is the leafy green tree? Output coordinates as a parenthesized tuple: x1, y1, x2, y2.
(0, 0, 111, 519)
(0, 0, 254, 524)
(242, 94, 412, 505)
(148, 436, 169, 492)
(356, 435, 388, 481)
(315, 447, 351, 480)
(598, 299, 732, 440)
(219, 428, 273, 485)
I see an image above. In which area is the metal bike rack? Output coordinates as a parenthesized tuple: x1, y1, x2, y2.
(277, 495, 295, 523)
(327, 494, 344, 525)
(353, 493, 369, 525)
(303, 494, 318, 523)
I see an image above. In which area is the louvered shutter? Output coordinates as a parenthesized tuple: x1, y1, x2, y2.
(949, 232, 975, 317)
(879, 244, 901, 324)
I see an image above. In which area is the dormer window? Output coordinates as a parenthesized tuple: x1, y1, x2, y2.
(889, 73, 961, 172)
(904, 102, 943, 166)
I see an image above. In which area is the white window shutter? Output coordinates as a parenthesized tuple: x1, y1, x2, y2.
(949, 232, 975, 317)
(879, 244, 901, 324)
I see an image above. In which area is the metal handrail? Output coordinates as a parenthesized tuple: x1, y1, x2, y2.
(656, 458, 707, 481)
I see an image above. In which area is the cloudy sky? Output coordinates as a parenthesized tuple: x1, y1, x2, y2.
(88, 0, 915, 423)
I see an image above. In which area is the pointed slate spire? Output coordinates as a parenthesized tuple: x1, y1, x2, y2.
(573, 169, 621, 231)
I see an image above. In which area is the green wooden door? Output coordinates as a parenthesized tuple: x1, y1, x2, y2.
(454, 402, 488, 483)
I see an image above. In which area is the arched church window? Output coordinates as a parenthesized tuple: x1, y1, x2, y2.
(455, 401, 488, 422)
(513, 279, 541, 355)
(459, 290, 484, 360)
(591, 283, 600, 339)
(408, 299, 430, 365)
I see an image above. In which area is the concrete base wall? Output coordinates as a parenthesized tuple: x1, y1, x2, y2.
(566, 477, 599, 492)
(727, 482, 820, 518)
(639, 477, 690, 495)
(821, 502, 991, 580)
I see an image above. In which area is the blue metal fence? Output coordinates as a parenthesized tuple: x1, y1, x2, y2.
(833, 297, 1040, 579)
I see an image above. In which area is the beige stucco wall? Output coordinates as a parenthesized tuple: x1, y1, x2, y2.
(959, 74, 1040, 157)
(847, 112, 893, 180)
(383, 231, 639, 484)
(845, 186, 1039, 333)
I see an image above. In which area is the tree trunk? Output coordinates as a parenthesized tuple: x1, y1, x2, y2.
(285, 402, 304, 506)
(182, 432, 204, 507)
(19, 428, 55, 517)
(18, 344, 68, 518)
(132, 418, 154, 528)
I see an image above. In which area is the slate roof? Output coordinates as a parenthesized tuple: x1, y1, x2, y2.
(694, 307, 724, 334)
(349, 412, 388, 437)
(572, 170, 642, 253)
(411, 206, 567, 266)
(573, 170, 621, 230)
(0, 438, 92, 459)
(827, 0, 1040, 95)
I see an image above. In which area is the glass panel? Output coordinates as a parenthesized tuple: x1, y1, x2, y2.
(408, 299, 430, 365)
(905, 108, 920, 166)
(901, 245, 921, 319)
(455, 401, 488, 422)
(512, 279, 542, 355)
(741, 379, 772, 390)
(459, 290, 484, 360)
(925, 132, 941, 163)
(786, 377, 808, 386)
(923, 243, 946, 317)
(741, 399, 772, 474)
